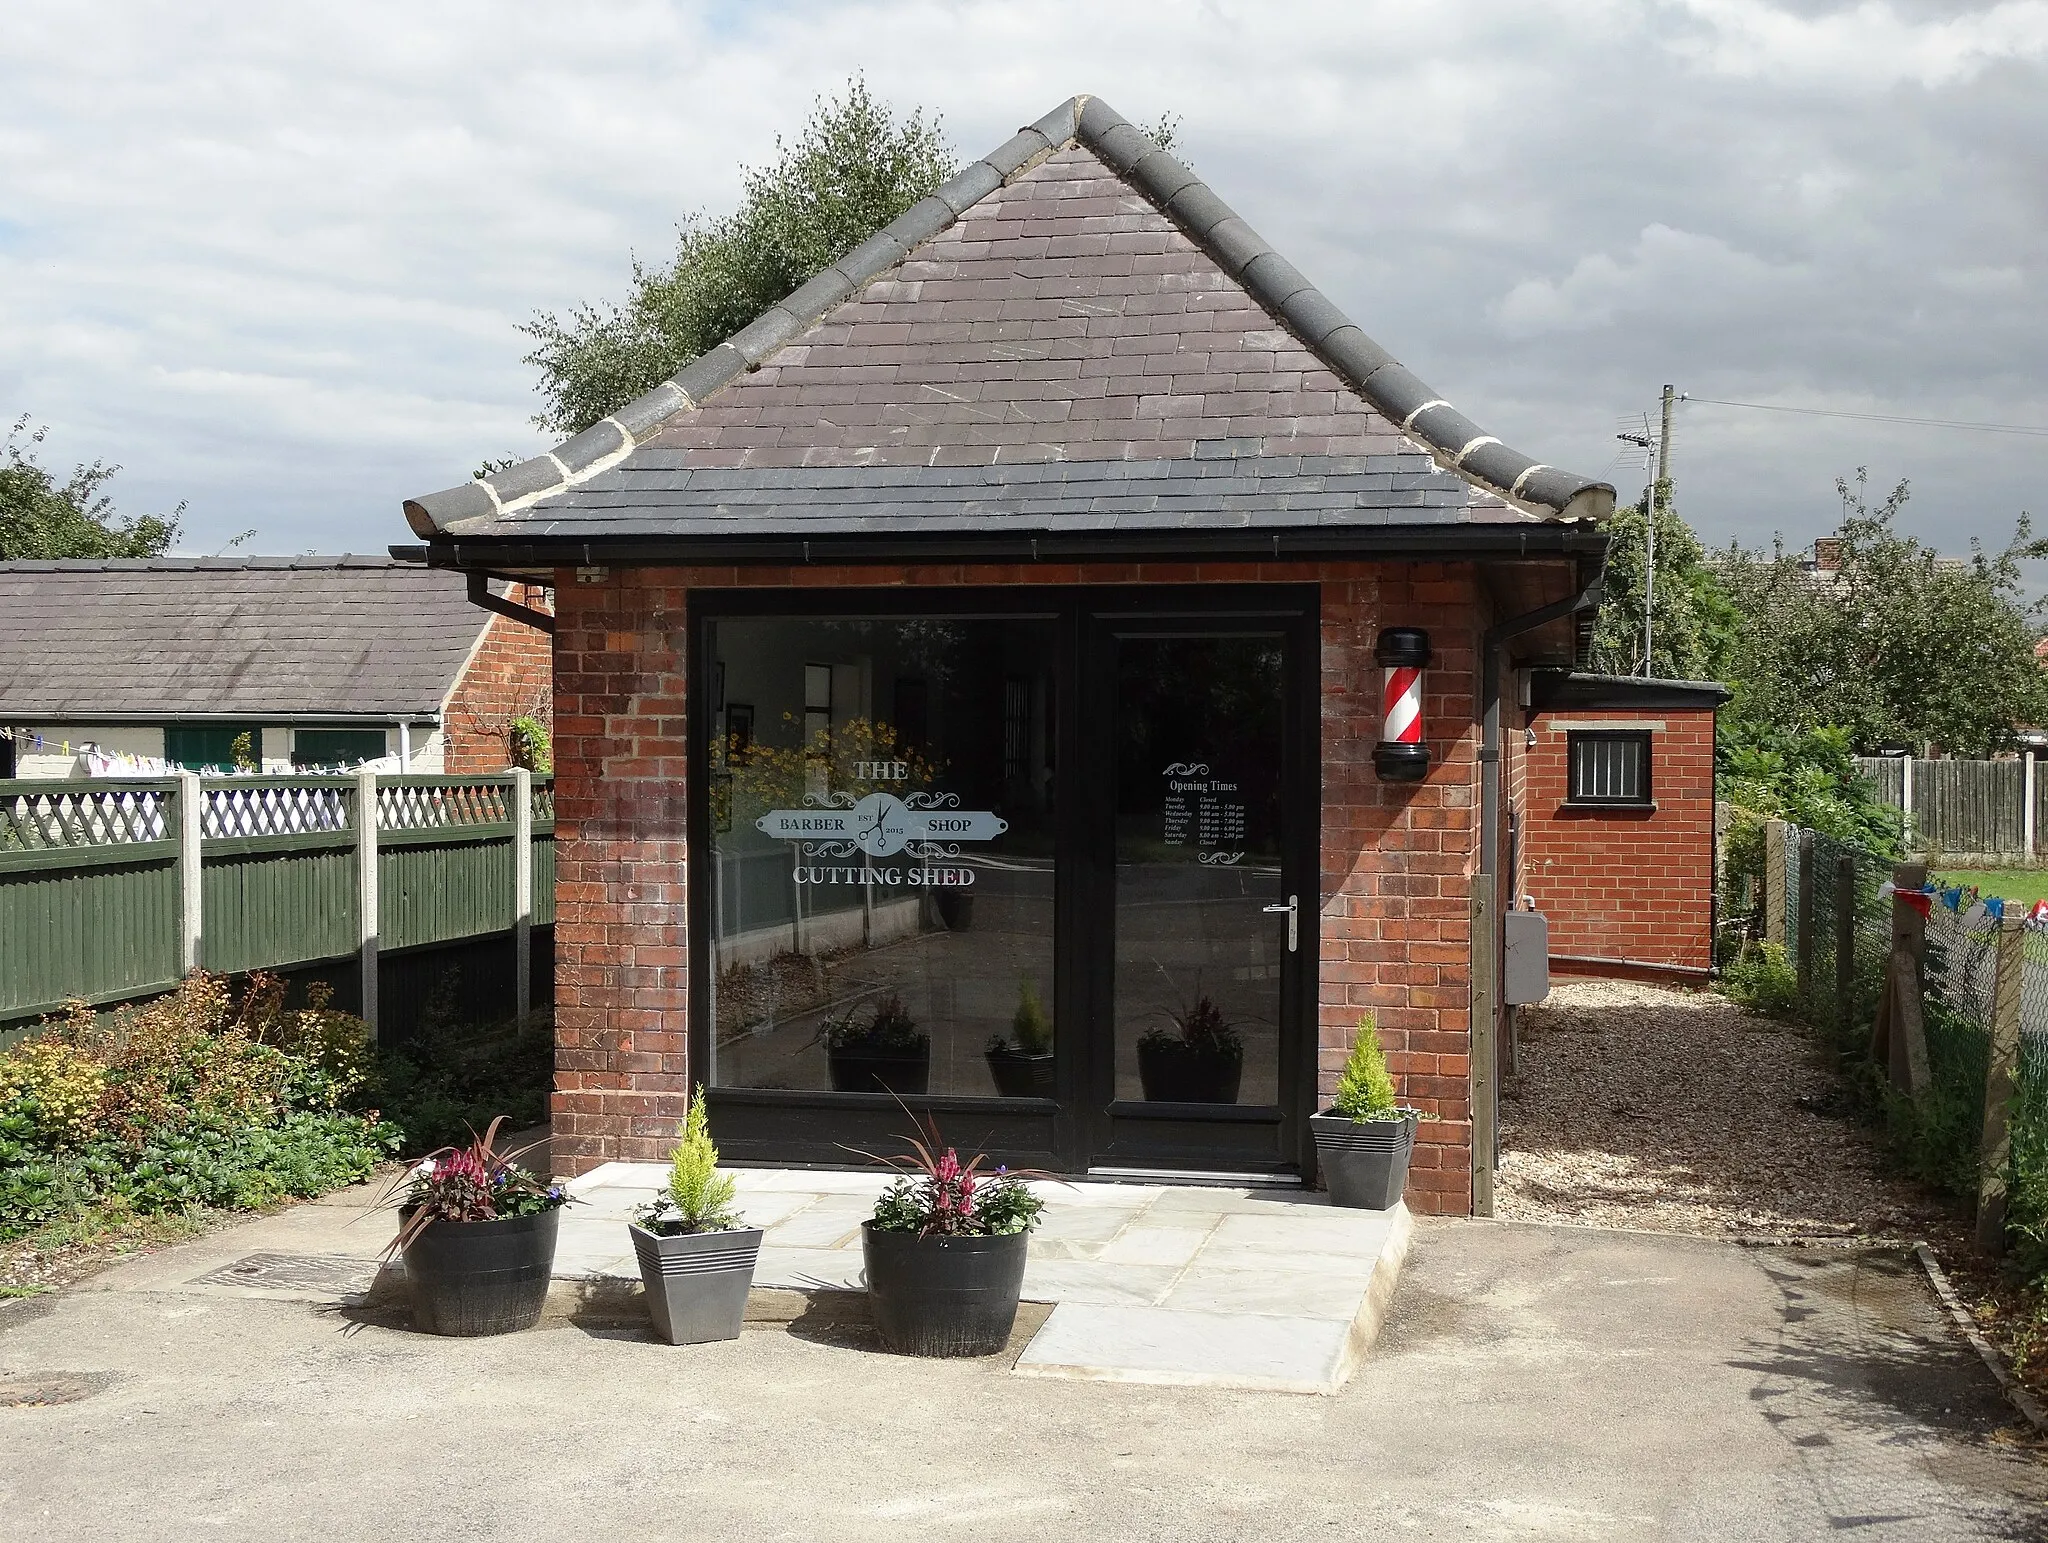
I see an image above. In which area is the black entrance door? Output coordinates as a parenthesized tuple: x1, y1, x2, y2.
(1078, 612, 1315, 1174)
(693, 587, 1315, 1178)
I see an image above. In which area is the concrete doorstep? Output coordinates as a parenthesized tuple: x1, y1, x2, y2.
(72, 1165, 1414, 1396)
(557, 1164, 1412, 1394)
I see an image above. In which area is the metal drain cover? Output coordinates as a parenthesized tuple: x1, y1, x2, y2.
(191, 1252, 380, 1295)
(0, 1373, 99, 1408)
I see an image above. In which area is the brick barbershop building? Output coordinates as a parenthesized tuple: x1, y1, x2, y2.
(400, 97, 1633, 1215)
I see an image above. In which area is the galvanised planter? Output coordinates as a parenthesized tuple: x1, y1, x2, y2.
(1309, 1110, 1419, 1211)
(629, 1223, 764, 1345)
(984, 1047, 1055, 1100)
(861, 1223, 1028, 1358)
(401, 1209, 559, 1336)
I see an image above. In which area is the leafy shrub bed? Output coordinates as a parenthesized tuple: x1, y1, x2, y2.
(0, 973, 399, 1241)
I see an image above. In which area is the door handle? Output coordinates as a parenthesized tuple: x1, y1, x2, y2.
(1263, 894, 1298, 953)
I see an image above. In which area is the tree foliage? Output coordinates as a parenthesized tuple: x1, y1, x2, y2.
(1588, 482, 1739, 682)
(520, 81, 1184, 438)
(522, 78, 957, 434)
(0, 416, 181, 560)
(1715, 471, 2048, 756)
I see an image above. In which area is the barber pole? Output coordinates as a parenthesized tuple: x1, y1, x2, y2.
(1372, 628, 1432, 782)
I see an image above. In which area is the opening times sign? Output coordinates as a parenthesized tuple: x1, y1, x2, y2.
(1161, 761, 1245, 864)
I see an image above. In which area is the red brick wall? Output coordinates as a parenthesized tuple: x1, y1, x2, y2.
(550, 560, 1489, 1213)
(1519, 704, 1717, 975)
(444, 584, 554, 773)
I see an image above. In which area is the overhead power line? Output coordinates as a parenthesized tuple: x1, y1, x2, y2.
(1684, 396, 2048, 439)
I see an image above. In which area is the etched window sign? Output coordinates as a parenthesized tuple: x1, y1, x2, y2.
(754, 761, 1007, 886)
(1162, 761, 1244, 865)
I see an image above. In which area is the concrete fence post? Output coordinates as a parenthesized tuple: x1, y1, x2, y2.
(1975, 918, 2026, 1252)
(1833, 853, 1856, 1049)
(513, 768, 532, 1025)
(2026, 750, 2037, 861)
(356, 769, 379, 1040)
(1796, 828, 1816, 1007)
(1763, 820, 1787, 946)
(176, 771, 203, 975)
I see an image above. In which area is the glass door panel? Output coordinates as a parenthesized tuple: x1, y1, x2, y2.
(1093, 628, 1300, 1172)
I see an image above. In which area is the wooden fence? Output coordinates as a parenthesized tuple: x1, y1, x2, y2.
(0, 773, 554, 1043)
(1854, 755, 2048, 864)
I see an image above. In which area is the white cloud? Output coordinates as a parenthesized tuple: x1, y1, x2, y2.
(0, 0, 2043, 561)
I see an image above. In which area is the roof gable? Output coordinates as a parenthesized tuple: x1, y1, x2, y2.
(0, 558, 497, 721)
(405, 96, 1611, 544)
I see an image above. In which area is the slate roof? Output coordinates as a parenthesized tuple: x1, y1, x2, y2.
(405, 96, 1613, 555)
(0, 558, 496, 720)
(1530, 671, 1733, 713)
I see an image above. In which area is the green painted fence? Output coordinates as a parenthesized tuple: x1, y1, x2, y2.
(0, 774, 554, 1037)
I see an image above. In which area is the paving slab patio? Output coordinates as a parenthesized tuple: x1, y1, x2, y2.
(563, 1163, 1412, 1393)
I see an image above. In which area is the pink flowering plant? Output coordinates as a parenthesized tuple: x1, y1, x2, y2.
(862, 1111, 1047, 1238)
(382, 1115, 569, 1254)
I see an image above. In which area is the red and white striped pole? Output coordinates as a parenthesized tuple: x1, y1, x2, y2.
(1372, 628, 1432, 782)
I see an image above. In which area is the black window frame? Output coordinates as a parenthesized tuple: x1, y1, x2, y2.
(1565, 728, 1654, 809)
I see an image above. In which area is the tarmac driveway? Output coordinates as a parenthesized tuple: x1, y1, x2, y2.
(1, 1214, 2042, 1540)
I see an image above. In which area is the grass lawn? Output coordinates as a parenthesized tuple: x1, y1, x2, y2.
(1932, 867, 2048, 904)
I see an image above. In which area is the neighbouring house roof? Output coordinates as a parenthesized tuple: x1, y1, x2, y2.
(0, 557, 502, 721)
(1530, 672, 1732, 714)
(403, 95, 1613, 564)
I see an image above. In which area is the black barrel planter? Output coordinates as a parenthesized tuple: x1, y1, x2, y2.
(862, 1224, 1028, 1357)
(1309, 1110, 1420, 1210)
(401, 1209, 560, 1336)
(630, 1225, 764, 1345)
(984, 1046, 1055, 1100)
(1136, 1040, 1243, 1104)
(827, 1044, 931, 1095)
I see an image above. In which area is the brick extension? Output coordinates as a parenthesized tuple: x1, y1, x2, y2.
(551, 558, 1483, 1212)
(1520, 702, 1720, 978)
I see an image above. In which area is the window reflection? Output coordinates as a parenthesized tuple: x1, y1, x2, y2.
(706, 615, 1058, 1098)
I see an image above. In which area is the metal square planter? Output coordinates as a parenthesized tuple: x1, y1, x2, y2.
(1309, 1110, 1419, 1210)
(628, 1223, 764, 1345)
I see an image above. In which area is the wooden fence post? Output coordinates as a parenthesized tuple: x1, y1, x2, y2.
(1764, 820, 1787, 945)
(1796, 828, 1816, 1006)
(357, 769, 379, 1040)
(1834, 853, 1856, 1048)
(1870, 860, 1930, 1096)
(513, 768, 532, 1025)
(1975, 918, 2026, 1252)
(176, 771, 203, 975)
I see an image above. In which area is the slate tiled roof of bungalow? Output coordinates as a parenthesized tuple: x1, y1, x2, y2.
(0, 557, 497, 719)
(403, 96, 1613, 559)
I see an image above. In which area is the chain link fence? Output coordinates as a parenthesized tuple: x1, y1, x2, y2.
(1721, 814, 2048, 1269)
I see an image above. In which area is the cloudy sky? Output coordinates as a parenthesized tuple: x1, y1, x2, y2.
(4, 0, 2045, 562)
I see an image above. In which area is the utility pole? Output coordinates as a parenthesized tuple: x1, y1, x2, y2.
(1653, 384, 1675, 677)
(1617, 416, 1658, 676)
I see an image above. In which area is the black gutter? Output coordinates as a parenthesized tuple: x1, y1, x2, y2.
(1471, 570, 1605, 1217)
(426, 524, 1610, 571)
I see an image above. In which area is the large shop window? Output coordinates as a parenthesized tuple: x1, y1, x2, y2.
(705, 615, 1058, 1099)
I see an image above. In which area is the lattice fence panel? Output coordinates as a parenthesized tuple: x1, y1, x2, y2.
(202, 783, 352, 838)
(0, 785, 170, 850)
(377, 781, 513, 831)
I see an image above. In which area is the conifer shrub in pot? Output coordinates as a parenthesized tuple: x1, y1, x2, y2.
(1309, 1014, 1422, 1210)
(629, 1087, 762, 1345)
(983, 977, 1054, 1099)
(859, 1113, 1048, 1357)
(384, 1117, 570, 1336)
(823, 994, 930, 1095)
(1136, 993, 1243, 1103)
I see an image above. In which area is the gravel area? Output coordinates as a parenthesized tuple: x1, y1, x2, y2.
(1499, 977, 1952, 1239)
